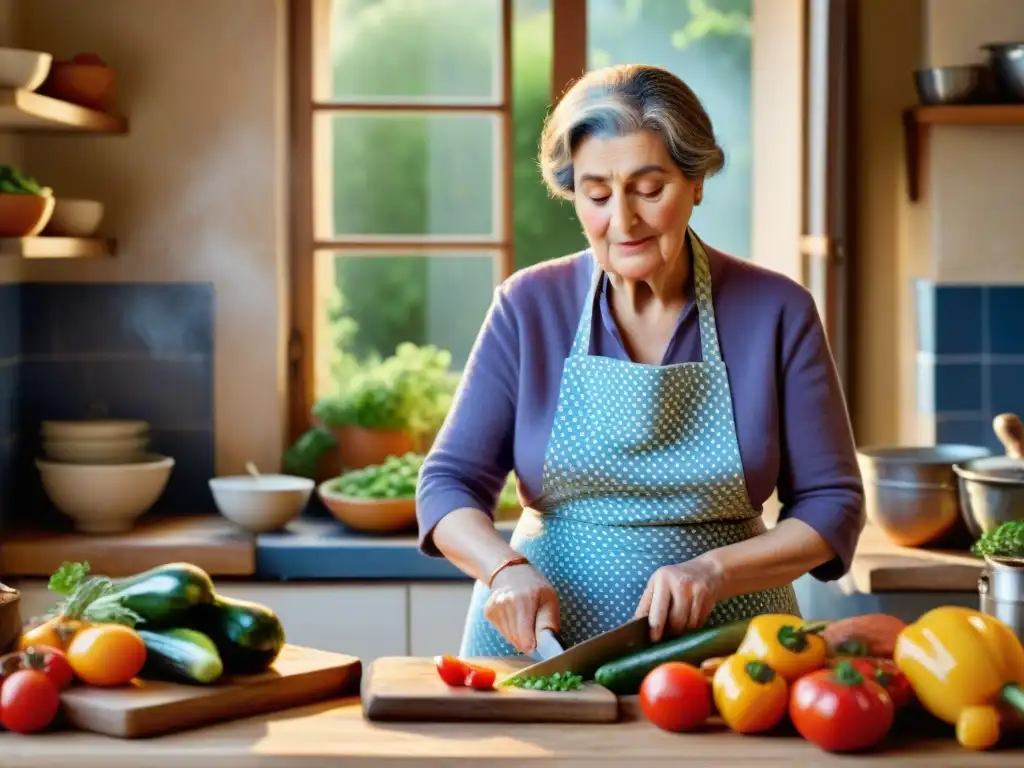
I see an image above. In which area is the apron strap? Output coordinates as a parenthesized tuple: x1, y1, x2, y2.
(569, 229, 724, 363)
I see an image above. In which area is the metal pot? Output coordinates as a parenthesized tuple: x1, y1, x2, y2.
(953, 455, 1024, 539)
(981, 42, 1024, 101)
(856, 444, 992, 547)
(978, 557, 1024, 640)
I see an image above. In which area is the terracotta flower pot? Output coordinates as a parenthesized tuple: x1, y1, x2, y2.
(332, 425, 415, 471)
(0, 583, 22, 655)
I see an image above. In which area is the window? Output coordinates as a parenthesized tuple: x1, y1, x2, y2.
(289, 0, 752, 440)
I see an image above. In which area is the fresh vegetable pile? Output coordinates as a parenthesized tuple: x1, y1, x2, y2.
(0, 560, 286, 735)
(625, 607, 1024, 753)
(329, 452, 424, 499)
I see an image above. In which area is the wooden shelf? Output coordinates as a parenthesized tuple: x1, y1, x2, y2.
(0, 89, 127, 133)
(0, 236, 116, 259)
(903, 104, 1024, 202)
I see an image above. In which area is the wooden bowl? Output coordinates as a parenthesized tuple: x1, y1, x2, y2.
(1, 583, 21, 655)
(318, 481, 417, 533)
(0, 193, 55, 237)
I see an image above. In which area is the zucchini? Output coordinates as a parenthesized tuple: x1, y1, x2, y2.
(85, 563, 216, 627)
(138, 627, 224, 685)
(194, 594, 286, 675)
(594, 618, 752, 695)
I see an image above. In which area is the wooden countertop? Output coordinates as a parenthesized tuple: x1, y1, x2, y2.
(0, 697, 1020, 766)
(846, 524, 984, 594)
(0, 516, 255, 577)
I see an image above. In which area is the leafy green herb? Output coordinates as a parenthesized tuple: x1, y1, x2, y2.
(502, 671, 585, 692)
(48, 561, 92, 596)
(44, 561, 142, 627)
(0, 164, 53, 196)
(330, 452, 423, 499)
(972, 520, 1024, 559)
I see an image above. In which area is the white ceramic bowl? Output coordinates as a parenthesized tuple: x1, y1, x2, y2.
(42, 434, 148, 464)
(41, 198, 104, 237)
(0, 48, 52, 91)
(36, 454, 174, 534)
(209, 474, 314, 533)
(41, 419, 148, 441)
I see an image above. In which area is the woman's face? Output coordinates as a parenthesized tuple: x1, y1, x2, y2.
(572, 129, 699, 282)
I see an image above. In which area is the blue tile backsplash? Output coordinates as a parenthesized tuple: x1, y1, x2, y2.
(0, 283, 215, 529)
(916, 281, 1024, 454)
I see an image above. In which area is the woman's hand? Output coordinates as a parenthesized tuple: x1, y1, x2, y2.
(635, 555, 724, 642)
(484, 564, 561, 654)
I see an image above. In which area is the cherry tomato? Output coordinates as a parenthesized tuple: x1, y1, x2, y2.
(639, 662, 712, 732)
(465, 666, 497, 690)
(840, 657, 913, 710)
(790, 661, 894, 752)
(66, 624, 146, 687)
(0, 669, 61, 733)
(0, 645, 74, 691)
(435, 655, 470, 687)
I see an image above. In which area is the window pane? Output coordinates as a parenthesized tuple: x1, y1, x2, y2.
(323, 0, 502, 104)
(587, 0, 753, 259)
(511, 0, 588, 270)
(314, 252, 498, 399)
(316, 113, 499, 239)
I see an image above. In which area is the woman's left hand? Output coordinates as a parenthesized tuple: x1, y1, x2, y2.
(634, 556, 724, 642)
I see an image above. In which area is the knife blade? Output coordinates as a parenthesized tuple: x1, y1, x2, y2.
(505, 617, 652, 682)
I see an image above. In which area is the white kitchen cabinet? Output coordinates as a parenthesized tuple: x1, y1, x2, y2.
(408, 583, 474, 657)
(217, 583, 407, 663)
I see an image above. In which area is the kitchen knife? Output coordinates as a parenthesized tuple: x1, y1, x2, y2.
(506, 617, 652, 682)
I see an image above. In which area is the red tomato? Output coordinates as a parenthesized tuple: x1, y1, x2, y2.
(1, 645, 75, 691)
(844, 658, 913, 710)
(465, 666, 496, 690)
(0, 669, 61, 734)
(435, 655, 470, 686)
(790, 661, 894, 752)
(639, 662, 712, 732)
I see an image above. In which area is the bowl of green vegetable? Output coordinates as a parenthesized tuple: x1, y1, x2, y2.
(0, 164, 55, 236)
(318, 453, 422, 533)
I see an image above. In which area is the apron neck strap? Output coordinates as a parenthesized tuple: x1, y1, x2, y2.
(570, 228, 723, 363)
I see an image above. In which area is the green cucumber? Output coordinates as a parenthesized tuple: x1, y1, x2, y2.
(594, 618, 752, 695)
(85, 563, 216, 627)
(138, 627, 224, 685)
(194, 594, 286, 675)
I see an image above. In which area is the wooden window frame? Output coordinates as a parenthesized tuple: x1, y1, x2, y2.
(287, 0, 587, 445)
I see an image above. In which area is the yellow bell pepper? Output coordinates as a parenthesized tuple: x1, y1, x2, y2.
(711, 654, 789, 734)
(735, 614, 828, 681)
(893, 606, 1024, 751)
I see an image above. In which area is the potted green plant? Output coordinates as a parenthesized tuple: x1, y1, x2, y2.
(284, 343, 457, 477)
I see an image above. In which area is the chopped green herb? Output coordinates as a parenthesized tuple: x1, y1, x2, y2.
(502, 671, 585, 692)
(972, 521, 1024, 559)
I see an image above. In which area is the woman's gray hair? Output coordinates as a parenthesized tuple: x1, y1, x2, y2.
(538, 64, 725, 199)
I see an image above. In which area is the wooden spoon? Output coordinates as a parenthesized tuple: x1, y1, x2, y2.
(993, 413, 1024, 459)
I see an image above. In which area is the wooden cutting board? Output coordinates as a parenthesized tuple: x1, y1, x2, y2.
(362, 656, 618, 723)
(61, 644, 361, 738)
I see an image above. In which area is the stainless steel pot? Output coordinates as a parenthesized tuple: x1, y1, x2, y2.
(978, 557, 1024, 640)
(953, 455, 1024, 539)
(856, 444, 992, 547)
(981, 42, 1024, 101)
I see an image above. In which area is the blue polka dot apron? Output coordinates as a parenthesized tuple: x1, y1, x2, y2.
(459, 229, 800, 656)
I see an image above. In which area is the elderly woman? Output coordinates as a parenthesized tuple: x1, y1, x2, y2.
(416, 64, 864, 657)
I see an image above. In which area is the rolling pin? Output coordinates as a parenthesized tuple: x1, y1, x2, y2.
(993, 413, 1024, 459)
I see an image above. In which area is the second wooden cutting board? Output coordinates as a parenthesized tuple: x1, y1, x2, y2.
(362, 657, 618, 723)
(61, 644, 361, 738)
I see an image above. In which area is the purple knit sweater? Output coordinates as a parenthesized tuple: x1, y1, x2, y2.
(416, 245, 865, 581)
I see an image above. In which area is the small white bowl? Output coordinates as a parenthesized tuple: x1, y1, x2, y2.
(209, 474, 314, 533)
(41, 419, 148, 441)
(42, 434, 148, 464)
(0, 48, 52, 91)
(36, 454, 174, 534)
(41, 198, 105, 237)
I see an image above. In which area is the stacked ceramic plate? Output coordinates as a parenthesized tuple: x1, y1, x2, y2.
(36, 420, 175, 534)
